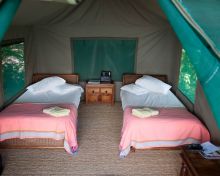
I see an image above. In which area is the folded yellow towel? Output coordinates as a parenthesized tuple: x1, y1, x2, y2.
(132, 107, 159, 118)
(43, 106, 70, 117)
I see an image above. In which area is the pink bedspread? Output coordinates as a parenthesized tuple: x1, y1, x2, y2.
(0, 103, 78, 155)
(119, 107, 210, 157)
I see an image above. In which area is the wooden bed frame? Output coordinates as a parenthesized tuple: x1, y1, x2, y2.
(122, 73, 167, 85)
(122, 74, 181, 152)
(0, 73, 79, 149)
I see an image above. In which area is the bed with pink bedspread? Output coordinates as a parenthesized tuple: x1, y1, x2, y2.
(0, 74, 82, 155)
(0, 103, 78, 155)
(119, 74, 210, 157)
(119, 107, 210, 157)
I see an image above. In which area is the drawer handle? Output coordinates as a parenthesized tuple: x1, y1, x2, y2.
(92, 90, 95, 94)
(105, 90, 108, 94)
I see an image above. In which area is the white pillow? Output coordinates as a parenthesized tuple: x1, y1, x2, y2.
(120, 84, 149, 95)
(53, 83, 84, 94)
(27, 76, 66, 94)
(135, 75, 171, 94)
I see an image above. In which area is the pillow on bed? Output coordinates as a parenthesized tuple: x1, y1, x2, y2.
(135, 75, 171, 94)
(120, 83, 149, 95)
(27, 76, 66, 94)
(53, 83, 84, 94)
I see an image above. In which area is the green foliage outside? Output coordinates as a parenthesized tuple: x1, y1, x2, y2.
(1, 42, 25, 102)
(178, 49, 197, 103)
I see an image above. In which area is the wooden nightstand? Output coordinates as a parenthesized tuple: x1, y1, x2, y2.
(180, 147, 220, 176)
(85, 83, 115, 105)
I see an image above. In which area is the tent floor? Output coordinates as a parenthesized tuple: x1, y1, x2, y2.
(0, 102, 181, 175)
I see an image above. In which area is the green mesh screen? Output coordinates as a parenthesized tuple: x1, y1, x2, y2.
(175, 0, 220, 58)
(178, 49, 197, 103)
(158, 0, 220, 128)
(1, 42, 25, 102)
(72, 38, 137, 81)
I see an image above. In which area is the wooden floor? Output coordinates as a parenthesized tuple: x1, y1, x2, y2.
(0, 102, 181, 175)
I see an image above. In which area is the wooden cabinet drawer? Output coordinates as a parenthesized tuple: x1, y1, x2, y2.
(87, 87, 100, 94)
(85, 83, 114, 105)
(87, 94, 99, 103)
(100, 88, 112, 94)
(101, 94, 112, 103)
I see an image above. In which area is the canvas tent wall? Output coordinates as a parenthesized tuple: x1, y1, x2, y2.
(158, 0, 220, 143)
(0, 0, 220, 144)
(3, 0, 181, 84)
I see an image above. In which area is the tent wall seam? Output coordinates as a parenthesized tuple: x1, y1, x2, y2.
(171, 0, 220, 59)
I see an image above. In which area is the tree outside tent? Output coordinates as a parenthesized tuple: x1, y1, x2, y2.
(178, 49, 197, 103)
(0, 42, 25, 102)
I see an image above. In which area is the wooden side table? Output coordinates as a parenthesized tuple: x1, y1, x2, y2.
(180, 147, 220, 176)
(85, 83, 115, 105)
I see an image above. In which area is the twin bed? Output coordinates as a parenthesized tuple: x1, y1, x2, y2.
(0, 74, 83, 155)
(0, 73, 210, 157)
(119, 74, 210, 157)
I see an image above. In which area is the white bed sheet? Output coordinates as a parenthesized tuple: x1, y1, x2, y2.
(120, 89, 184, 110)
(15, 88, 82, 108)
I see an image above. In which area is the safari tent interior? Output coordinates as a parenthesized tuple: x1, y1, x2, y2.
(0, 0, 220, 175)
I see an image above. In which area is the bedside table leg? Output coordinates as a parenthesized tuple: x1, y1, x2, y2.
(180, 162, 188, 176)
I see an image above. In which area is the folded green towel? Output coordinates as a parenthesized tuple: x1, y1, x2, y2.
(43, 106, 70, 117)
(132, 107, 159, 118)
